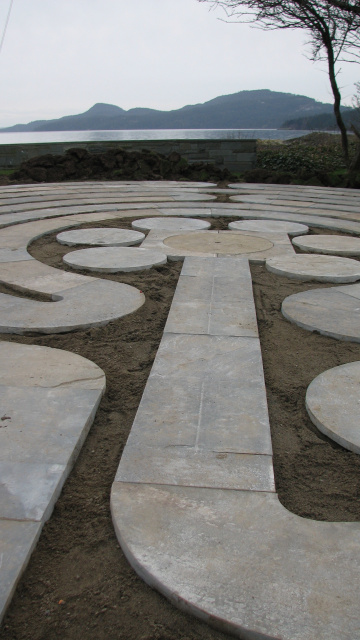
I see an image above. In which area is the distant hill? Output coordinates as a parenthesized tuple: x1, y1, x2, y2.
(281, 108, 355, 131)
(0, 90, 344, 132)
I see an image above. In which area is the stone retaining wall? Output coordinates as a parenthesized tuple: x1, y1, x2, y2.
(0, 139, 256, 173)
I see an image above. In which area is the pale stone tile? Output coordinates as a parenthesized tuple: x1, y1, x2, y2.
(116, 446, 274, 491)
(125, 334, 272, 455)
(165, 257, 258, 336)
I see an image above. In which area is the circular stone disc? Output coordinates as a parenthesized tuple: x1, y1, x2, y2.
(63, 247, 167, 272)
(131, 217, 210, 232)
(266, 254, 360, 282)
(229, 219, 309, 236)
(293, 234, 360, 256)
(306, 362, 360, 454)
(57, 228, 145, 247)
(163, 231, 273, 255)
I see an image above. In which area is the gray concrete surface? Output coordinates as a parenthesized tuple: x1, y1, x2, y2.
(306, 361, 360, 454)
(282, 285, 360, 342)
(293, 234, 360, 255)
(57, 228, 145, 246)
(131, 216, 211, 231)
(266, 254, 360, 282)
(0, 342, 105, 623)
(229, 219, 309, 236)
(63, 246, 167, 272)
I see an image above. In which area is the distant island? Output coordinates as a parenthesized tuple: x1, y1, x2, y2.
(0, 89, 354, 133)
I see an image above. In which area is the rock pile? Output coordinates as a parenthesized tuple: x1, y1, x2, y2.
(12, 147, 235, 183)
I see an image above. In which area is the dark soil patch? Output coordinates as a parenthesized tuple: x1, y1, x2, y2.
(0, 218, 360, 640)
(10, 147, 235, 185)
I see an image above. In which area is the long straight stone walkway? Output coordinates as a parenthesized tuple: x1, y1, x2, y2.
(111, 254, 360, 640)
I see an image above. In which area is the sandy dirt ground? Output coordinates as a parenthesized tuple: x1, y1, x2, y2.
(0, 217, 359, 640)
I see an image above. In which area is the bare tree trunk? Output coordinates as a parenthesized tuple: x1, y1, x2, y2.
(325, 37, 349, 165)
(349, 124, 360, 171)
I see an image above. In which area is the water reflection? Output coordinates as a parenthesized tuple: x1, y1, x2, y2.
(0, 128, 322, 146)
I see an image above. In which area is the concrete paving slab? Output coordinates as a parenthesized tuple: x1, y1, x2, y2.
(0, 385, 103, 465)
(282, 287, 360, 342)
(0, 519, 41, 624)
(229, 219, 309, 236)
(0, 342, 106, 622)
(163, 231, 274, 255)
(306, 361, 360, 454)
(165, 257, 258, 336)
(0, 260, 95, 295)
(293, 234, 360, 255)
(56, 228, 145, 246)
(0, 461, 66, 521)
(0, 279, 145, 334)
(116, 446, 274, 491)
(111, 483, 360, 640)
(266, 254, 360, 282)
(131, 217, 210, 231)
(0, 341, 105, 389)
(0, 248, 33, 263)
(124, 333, 272, 455)
(63, 247, 167, 273)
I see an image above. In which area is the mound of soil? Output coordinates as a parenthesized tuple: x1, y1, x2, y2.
(11, 147, 236, 184)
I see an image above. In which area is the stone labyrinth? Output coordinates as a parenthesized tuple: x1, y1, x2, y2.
(0, 180, 360, 640)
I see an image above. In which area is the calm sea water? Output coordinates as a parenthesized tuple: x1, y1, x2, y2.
(0, 128, 319, 145)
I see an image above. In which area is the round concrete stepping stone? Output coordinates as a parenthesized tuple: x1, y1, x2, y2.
(266, 254, 360, 283)
(63, 247, 167, 272)
(56, 228, 145, 247)
(131, 217, 210, 232)
(163, 231, 273, 255)
(306, 362, 360, 454)
(293, 234, 360, 256)
(229, 219, 309, 236)
(281, 286, 360, 342)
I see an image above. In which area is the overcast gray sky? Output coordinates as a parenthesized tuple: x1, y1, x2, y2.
(0, 0, 358, 128)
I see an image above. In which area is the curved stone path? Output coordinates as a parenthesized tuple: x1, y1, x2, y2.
(0, 181, 360, 639)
